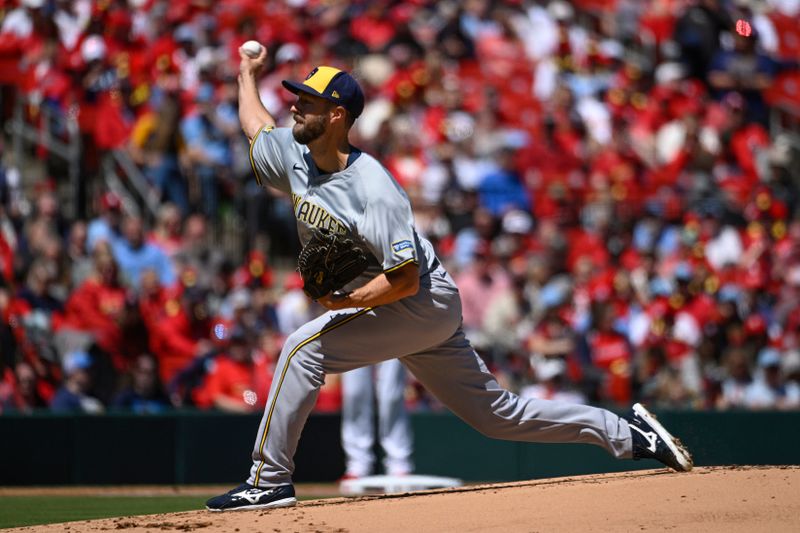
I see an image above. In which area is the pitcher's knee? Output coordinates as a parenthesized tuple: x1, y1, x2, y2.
(277, 332, 323, 385)
(478, 421, 517, 440)
(458, 393, 528, 440)
(458, 412, 515, 440)
(282, 329, 311, 357)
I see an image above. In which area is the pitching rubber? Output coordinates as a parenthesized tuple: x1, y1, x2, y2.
(633, 403, 694, 472)
(206, 497, 297, 512)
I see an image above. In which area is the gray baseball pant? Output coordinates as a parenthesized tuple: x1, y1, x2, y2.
(341, 359, 414, 477)
(247, 269, 633, 487)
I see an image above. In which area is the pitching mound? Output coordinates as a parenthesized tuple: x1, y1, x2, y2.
(10, 466, 800, 532)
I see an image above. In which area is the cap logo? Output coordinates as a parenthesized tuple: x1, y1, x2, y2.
(283, 65, 363, 119)
(303, 66, 342, 94)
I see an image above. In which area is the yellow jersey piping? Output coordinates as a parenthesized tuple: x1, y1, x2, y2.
(253, 306, 372, 485)
(248, 125, 273, 186)
(383, 258, 418, 274)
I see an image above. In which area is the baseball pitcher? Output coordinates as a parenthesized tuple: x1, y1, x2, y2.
(205, 44, 693, 511)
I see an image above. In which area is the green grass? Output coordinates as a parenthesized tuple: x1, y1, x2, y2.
(0, 495, 208, 529)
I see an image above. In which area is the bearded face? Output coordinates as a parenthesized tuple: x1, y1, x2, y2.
(292, 113, 328, 144)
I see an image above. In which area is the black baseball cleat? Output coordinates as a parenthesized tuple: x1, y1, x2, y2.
(205, 483, 297, 512)
(626, 403, 693, 472)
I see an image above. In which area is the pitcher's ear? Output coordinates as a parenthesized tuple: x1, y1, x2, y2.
(330, 105, 348, 126)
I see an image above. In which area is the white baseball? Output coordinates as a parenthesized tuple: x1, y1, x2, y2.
(242, 40, 263, 58)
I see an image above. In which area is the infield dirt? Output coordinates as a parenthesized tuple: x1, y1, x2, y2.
(7, 466, 799, 532)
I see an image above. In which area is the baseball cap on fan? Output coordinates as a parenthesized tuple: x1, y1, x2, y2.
(282, 66, 365, 120)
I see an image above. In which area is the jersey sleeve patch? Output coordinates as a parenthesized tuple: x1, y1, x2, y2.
(392, 240, 414, 254)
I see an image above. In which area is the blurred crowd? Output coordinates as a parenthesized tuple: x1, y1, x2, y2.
(2, 0, 800, 415)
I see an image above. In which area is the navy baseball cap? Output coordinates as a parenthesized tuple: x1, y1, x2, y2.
(282, 66, 364, 119)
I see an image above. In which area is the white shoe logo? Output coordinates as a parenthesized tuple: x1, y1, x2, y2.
(630, 424, 658, 453)
(232, 488, 272, 504)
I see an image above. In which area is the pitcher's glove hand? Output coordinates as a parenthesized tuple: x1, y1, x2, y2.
(297, 228, 369, 300)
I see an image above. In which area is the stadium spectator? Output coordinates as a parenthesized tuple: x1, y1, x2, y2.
(12, 257, 63, 375)
(148, 285, 213, 388)
(112, 214, 176, 291)
(16, 257, 63, 316)
(128, 77, 189, 213)
(59, 242, 132, 373)
(717, 347, 753, 409)
(674, 0, 732, 83)
(520, 356, 586, 404)
(247, 280, 281, 334)
(0, 360, 47, 413)
(477, 147, 531, 217)
(454, 240, 511, 348)
(1, 0, 43, 38)
(481, 265, 529, 356)
(199, 326, 267, 412)
(111, 353, 171, 414)
(708, 28, 777, 125)
(180, 83, 234, 218)
(86, 192, 123, 252)
(65, 220, 92, 287)
(50, 350, 104, 414)
(276, 272, 315, 336)
(0, 280, 14, 363)
(526, 305, 578, 366)
(147, 203, 184, 258)
(587, 300, 633, 406)
(172, 212, 226, 295)
(744, 348, 800, 409)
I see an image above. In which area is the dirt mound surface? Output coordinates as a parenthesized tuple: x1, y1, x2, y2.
(9, 467, 800, 533)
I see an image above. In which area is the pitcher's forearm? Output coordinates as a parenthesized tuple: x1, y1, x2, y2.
(238, 71, 276, 141)
(320, 263, 420, 310)
(345, 272, 418, 308)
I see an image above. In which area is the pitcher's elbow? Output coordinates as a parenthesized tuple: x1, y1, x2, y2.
(405, 276, 420, 297)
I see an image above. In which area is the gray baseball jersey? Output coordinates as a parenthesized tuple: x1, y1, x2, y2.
(245, 127, 633, 487)
(249, 126, 436, 289)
